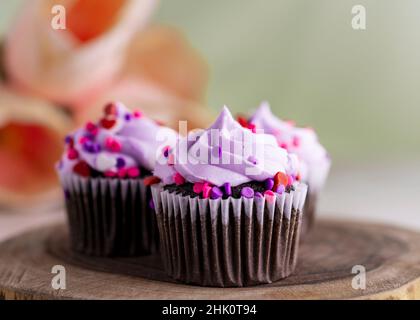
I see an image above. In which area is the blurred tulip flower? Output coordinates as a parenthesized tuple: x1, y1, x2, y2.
(0, 85, 71, 207)
(4, 0, 157, 106)
(0, 0, 211, 207)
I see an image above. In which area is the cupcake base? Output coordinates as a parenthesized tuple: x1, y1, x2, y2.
(301, 191, 317, 237)
(60, 174, 159, 257)
(152, 183, 307, 287)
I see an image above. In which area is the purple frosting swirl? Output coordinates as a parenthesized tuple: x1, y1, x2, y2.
(58, 102, 177, 175)
(154, 106, 299, 187)
(249, 102, 331, 191)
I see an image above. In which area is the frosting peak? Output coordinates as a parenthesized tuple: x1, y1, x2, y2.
(154, 106, 299, 187)
(209, 105, 242, 131)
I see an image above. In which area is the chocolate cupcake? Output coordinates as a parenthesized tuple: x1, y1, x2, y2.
(56, 102, 176, 256)
(152, 106, 307, 287)
(246, 102, 330, 236)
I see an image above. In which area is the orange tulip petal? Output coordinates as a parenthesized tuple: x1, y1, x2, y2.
(125, 26, 209, 102)
(67, 0, 126, 42)
(0, 123, 62, 193)
(0, 86, 72, 207)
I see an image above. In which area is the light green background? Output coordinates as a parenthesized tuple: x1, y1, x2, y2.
(1, 0, 418, 162)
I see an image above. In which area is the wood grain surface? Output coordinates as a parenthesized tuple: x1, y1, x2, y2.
(0, 219, 420, 300)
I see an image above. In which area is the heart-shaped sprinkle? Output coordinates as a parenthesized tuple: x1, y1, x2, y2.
(67, 148, 79, 160)
(264, 190, 276, 203)
(105, 137, 122, 152)
(143, 176, 161, 186)
(118, 168, 127, 178)
(104, 170, 117, 178)
(202, 184, 212, 199)
(193, 182, 205, 194)
(127, 167, 140, 178)
(133, 110, 143, 118)
(274, 171, 288, 189)
(100, 117, 117, 129)
(73, 161, 91, 177)
(104, 103, 118, 116)
(237, 116, 248, 128)
(173, 172, 185, 185)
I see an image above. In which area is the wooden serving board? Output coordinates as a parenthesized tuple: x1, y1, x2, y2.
(0, 219, 420, 300)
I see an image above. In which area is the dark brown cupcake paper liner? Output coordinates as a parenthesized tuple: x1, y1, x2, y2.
(152, 183, 307, 287)
(301, 190, 317, 238)
(59, 173, 159, 257)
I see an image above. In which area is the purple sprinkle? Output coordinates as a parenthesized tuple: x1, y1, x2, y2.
(92, 143, 101, 153)
(83, 141, 93, 152)
(83, 141, 101, 153)
(241, 187, 254, 198)
(116, 157, 126, 168)
(247, 155, 258, 165)
(149, 199, 155, 210)
(124, 113, 132, 121)
(218, 146, 222, 158)
(210, 186, 223, 199)
(163, 148, 170, 158)
(64, 135, 72, 144)
(84, 132, 95, 140)
(276, 185, 286, 194)
(265, 178, 274, 191)
(223, 182, 232, 196)
(255, 192, 263, 198)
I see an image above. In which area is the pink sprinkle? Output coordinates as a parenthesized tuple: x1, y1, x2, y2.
(193, 182, 205, 194)
(202, 184, 212, 199)
(67, 148, 79, 160)
(264, 190, 276, 203)
(173, 173, 185, 185)
(104, 170, 117, 178)
(127, 167, 140, 178)
(247, 123, 256, 133)
(133, 110, 143, 118)
(167, 154, 175, 166)
(105, 137, 122, 152)
(279, 142, 288, 150)
(118, 168, 127, 178)
(79, 136, 89, 145)
(85, 122, 97, 132)
(287, 175, 294, 186)
(292, 136, 300, 147)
